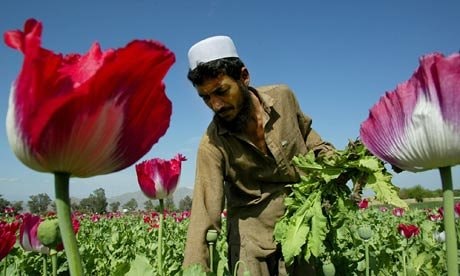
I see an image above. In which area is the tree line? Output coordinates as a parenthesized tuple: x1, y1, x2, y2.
(0, 187, 193, 215)
(2, 185, 455, 215)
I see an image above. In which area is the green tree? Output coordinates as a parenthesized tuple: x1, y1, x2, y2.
(408, 185, 429, 202)
(28, 193, 52, 214)
(79, 188, 108, 214)
(109, 201, 121, 212)
(71, 199, 80, 212)
(144, 200, 155, 211)
(11, 201, 23, 213)
(122, 198, 138, 212)
(179, 195, 192, 211)
(0, 195, 11, 211)
(164, 196, 175, 211)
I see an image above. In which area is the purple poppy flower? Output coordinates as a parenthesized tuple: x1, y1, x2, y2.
(360, 52, 460, 172)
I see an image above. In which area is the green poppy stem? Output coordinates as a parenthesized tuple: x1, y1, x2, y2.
(365, 242, 369, 276)
(54, 172, 83, 276)
(42, 255, 47, 276)
(439, 166, 458, 276)
(402, 250, 407, 276)
(157, 199, 164, 276)
(2, 256, 7, 276)
(51, 249, 58, 276)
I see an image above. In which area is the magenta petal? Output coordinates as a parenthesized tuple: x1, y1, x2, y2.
(360, 52, 460, 172)
(19, 213, 49, 254)
(135, 154, 186, 200)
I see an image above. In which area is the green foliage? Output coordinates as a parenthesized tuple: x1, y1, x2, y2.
(109, 201, 121, 212)
(2, 206, 454, 275)
(274, 139, 407, 266)
(125, 254, 155, 276)
(182, 264, 207, 276)
(27, 193, 52, 214)
(0, 194, 11, 210)
(179, 195, 193, 211)
(164, 197, 176, 212)
(122, 198, 138, 211)
(11, 200, 23, 213)
(78, 188, 108, 214)
(144, 199, 155, 211)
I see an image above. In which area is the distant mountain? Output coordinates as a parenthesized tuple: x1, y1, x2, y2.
(107, 187, 193, 209)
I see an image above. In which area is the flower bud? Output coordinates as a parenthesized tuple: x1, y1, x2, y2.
(206, 229, 218, 243)
(358, 226, 373, 240)
(322, 261, 336, 276)
(37, 219, 61, 248)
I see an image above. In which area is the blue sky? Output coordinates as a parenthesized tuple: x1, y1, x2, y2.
(1, 0, 459, 201)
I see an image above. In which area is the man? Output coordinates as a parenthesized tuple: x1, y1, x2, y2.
(183, 36, 334, 275)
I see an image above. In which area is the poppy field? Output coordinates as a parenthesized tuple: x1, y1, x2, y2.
(0, 200, 457, 275)
(2, 16, 460, 276)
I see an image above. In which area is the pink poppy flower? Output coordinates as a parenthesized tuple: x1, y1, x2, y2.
(19, 213, 49, 254)
(4, 18, 174, 177)
(392, 207, 405, 217)
(398, 223, 420, 239)
(428, 213, 443, 222)
(455, 202, 460, 217)
(360, 52, 460, 172)
(135, 154, 187, 200)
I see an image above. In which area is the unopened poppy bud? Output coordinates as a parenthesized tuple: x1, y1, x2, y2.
(322, 261, 336, 276)
(206, 229, 218, 243)
(358, 226, 373, 241)
(37, 219, 61, 248)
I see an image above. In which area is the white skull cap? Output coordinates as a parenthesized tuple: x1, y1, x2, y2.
(188, 36, 239, 70)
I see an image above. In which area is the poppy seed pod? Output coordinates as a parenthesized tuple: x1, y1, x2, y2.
(358, 226, 373, 241)
(37, 219, 61, 248)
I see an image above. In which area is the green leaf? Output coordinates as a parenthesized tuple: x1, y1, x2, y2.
(125, 254, 155, 276)
(292, 152, 320, 169)
(282, 198, 311, 265)
(366, 171, 408, 208)
(182, 264, 207, 276)
(358, 156, 381, 171)
(307, 196, 328, 258)
(281, 212, 310, 265)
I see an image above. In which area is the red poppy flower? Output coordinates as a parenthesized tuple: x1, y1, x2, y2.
(4, 18, 174, 177)
(398, 223, 420, 239)
(135, 154, 187, 200)
(358, 198, 369, 209)
(0, 220, 20, 261)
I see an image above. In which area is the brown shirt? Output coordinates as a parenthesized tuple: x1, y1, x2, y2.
(183, 84, 333, 270)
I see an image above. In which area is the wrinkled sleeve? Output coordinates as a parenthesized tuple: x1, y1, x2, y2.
(182, 135, 225, 271)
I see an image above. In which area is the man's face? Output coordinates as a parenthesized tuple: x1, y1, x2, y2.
(196, 73, 249, 123)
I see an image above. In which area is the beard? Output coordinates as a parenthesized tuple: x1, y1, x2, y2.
(215, 84, 252, 133)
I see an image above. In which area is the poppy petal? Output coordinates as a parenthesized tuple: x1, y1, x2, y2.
(360, 52, 460, 172)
